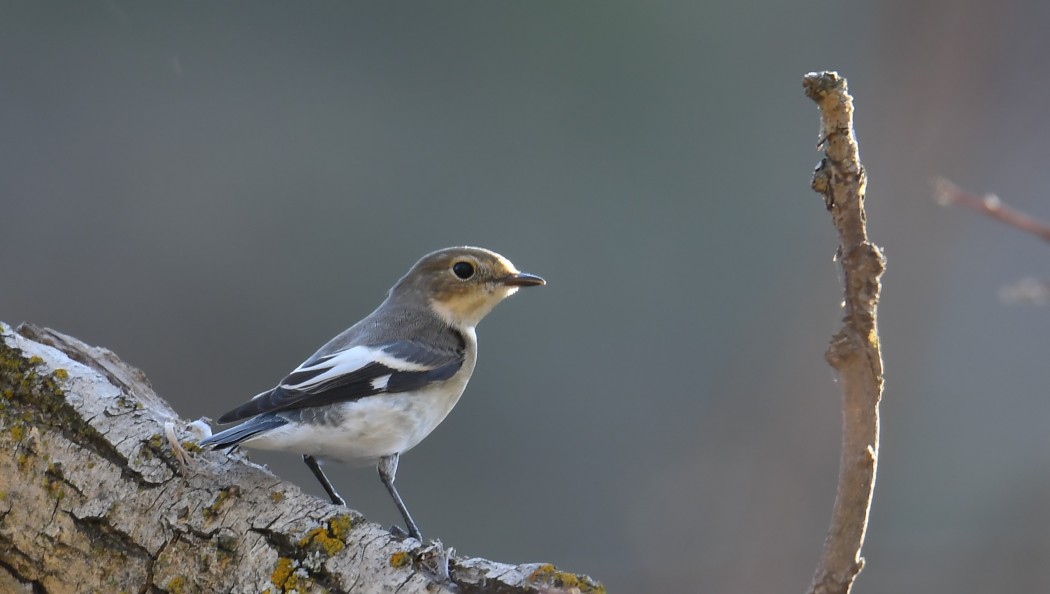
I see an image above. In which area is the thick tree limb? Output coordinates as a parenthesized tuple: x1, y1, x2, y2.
(0, 322, 603, 594)
(802, 72, 886, 594)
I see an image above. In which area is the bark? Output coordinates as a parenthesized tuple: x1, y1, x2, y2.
(0, 322, 603, 594)
(802, 72, 886, 594)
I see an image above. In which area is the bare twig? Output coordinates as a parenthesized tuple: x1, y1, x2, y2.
(802, 71, 886, 594)
(933, 177, 1050, 244)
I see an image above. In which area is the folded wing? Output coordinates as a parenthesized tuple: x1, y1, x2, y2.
(216, 339, 465, 423)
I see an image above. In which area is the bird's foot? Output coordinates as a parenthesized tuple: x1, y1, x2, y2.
(417, 540, 453, 582)
(388, 524, 422, 541)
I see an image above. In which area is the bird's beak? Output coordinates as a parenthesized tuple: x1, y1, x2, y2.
(500, 272, 546, 287)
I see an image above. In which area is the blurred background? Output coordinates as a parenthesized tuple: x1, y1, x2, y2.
(3, 1, 1050, 591)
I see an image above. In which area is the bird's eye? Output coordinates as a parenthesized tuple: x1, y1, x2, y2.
(452, 261, 475, 280)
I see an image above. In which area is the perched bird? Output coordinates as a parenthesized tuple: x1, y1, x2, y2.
(199, 246, 545, 540)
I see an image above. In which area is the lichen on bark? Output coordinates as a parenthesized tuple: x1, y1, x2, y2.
(0, 322, 602, 594)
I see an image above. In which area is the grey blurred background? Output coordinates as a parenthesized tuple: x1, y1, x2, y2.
(4, 1, 1050, 592)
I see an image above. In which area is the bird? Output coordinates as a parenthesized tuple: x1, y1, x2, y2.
(199, 246, 545, 540)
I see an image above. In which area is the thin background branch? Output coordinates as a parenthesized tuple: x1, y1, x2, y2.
(934, 177, 1050, 305)
(933, 177, 1050, 244)
(802, 71, 886, 594)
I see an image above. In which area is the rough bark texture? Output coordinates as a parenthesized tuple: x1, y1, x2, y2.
(802, 72, 886, 594)
(0, 322, 603, 594)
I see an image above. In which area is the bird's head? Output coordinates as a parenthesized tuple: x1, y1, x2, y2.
(390, 246, 545, 328)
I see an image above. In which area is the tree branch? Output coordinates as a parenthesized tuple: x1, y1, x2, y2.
(802, 71, 886, 594)
(933, 176, 1050, 244)
(0, 322, 603, 594)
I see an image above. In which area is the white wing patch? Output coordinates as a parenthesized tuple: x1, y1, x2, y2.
(370, 374, 392, 391)
(282, 345, 430, 391)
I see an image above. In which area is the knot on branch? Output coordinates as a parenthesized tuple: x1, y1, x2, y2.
(810, 558, 865, 594)
(842, 242, 886, 310)
(805, 71, 865, 216)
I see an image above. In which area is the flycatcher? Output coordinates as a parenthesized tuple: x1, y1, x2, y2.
(200, 246, 545, 540)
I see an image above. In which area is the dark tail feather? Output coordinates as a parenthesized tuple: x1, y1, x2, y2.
(199, 414, 288, 450)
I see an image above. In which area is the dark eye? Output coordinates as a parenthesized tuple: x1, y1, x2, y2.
(452, 261, 475, 280)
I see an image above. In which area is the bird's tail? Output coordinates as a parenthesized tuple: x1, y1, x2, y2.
(198, 414, 288, 450)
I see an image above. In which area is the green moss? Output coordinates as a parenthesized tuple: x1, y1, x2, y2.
(0, 336, 127, 471)
(180, 440, 202, 453)
(203, 486, 239, 520)
(9, 423, 24, 441)
(527, 564, 605, 594)
(149, 433, 164, 449)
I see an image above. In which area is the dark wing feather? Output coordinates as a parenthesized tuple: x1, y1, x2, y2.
(216, 337, 465, 423)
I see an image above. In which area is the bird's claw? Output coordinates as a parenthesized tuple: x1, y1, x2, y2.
(388, 524, 423, 541)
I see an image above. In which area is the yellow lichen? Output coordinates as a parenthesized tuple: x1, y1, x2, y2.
(297, 515, 353, 557)
(527, 564, 605, 594)
(10, 423, 24, 441)
(328, 514, 353, 541)
(389, 551, 410, 568)
(271, 557, 294, 587)
(165, 576, 186, 594)
(53, 368, 68, 380)
(27, 356, 43, 365)
(298, 526, 344, 556)
(270, 491, 285, 503)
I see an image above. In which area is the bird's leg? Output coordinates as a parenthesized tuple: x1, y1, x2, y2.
(378, 453, 422, 540)
(303, 454, 346, 506)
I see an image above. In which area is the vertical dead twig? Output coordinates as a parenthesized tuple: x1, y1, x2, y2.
(802, 71, 886, 594)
